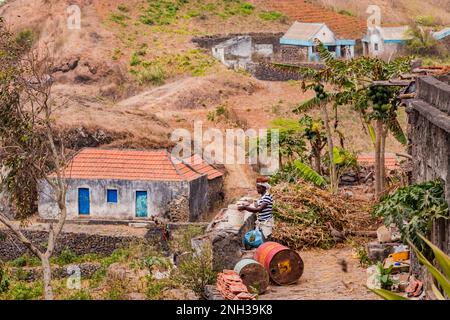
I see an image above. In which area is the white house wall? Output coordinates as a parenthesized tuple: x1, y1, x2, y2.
(314, 25, 336, 44)
(38, 178, 199, 221)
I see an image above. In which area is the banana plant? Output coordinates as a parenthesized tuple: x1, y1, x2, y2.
(372, 234, 450, 300)
(291, 42, 412, 198)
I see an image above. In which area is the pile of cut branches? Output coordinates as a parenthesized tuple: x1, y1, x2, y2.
(271, 183, 377, 250)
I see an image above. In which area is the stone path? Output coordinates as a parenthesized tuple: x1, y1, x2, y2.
(259, 246, 379, 300)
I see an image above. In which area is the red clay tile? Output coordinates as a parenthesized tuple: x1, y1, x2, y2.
(52, 148, 204, 182)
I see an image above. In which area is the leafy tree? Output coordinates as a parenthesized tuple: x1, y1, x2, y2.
(266, 118, 307, 167)
(406, 23, 443, 57)
(373, 181, 448, 253)
(0, 18, 68, 300)
(292, 42, 411, 197)
(299, 115, 326, 174)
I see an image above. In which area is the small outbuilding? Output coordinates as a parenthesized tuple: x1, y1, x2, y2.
(38, 148, 216, 222)
(184, 154, 225, 211)
(362, 26, 411, 59)
(279, 21, 356, 62)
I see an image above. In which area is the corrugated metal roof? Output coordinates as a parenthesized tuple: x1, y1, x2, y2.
(52, 148, 204, 182)
(184, 154, 224, 180)
(282, 21, 325, 41)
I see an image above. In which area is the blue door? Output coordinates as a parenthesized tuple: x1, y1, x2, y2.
(136, 191, 148, 217)
(78, 188, 90, 215)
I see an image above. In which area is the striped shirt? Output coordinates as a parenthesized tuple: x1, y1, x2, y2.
(256, 192, 273, 222)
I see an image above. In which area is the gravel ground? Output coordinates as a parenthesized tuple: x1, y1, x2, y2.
(259, 246, 380, 300)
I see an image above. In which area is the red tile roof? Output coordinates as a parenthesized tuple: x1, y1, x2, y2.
(357, 153, 399, 170)
(55, 148, 204, 182)
(184, 154, 224, 180)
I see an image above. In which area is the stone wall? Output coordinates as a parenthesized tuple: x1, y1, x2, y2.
(277, 45, 308, 63)
(0, 222, 208, 261)
(246, 61, 323, 81)
(191, 198, 256, 271)
(0, 229, 139, 261)
(207, 177, 225, 211)
(407, 76, 450, 286)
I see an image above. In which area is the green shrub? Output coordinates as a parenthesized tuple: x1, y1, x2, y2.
(146, 277, 175, 300)
(110, 12, 131, 27)
(67, 289, 92, 300)
(258, 10, 286, 22)
(117, 4, 130, 13)
(105, 278, 128, 300)
(52, 248, 79, 266)
(373, 181, 449, 252)
(174, 246, 216, 299)
(130, 53, 142, 67)
(136, 63, 165, 85)
(6, 281, 43, 300)
(239, 3, 254, 15)
(338, 9, 354, 17)
(101, 248, 131, 267)
(0, 262, 9, 293)
(10, 254, 40, 268)
(376, 262, 394, 290)
(15, 29, 35, 48)
(415, 15, 436, 27)
(140, 0, 189, 26)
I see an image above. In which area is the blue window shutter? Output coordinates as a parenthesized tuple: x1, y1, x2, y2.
(107, 189, 118, 203)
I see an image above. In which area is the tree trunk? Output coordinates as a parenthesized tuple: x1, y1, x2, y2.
(313, 148, 322, 174)
(321, 103, 337, 193)
(41, 255, 54, 300)
(374, 120, 383, 198)
(380, 124, 388, 193)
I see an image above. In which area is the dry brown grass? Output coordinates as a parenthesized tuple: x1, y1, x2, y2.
(314, 0, 450, 26)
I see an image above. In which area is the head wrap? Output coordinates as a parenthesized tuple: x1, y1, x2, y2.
(256, 176, 271, 190)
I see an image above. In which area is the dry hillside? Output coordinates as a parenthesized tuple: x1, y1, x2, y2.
(314, 0, 450, 26)
(0, 0, 408, 174)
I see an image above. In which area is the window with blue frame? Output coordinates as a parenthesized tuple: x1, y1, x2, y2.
(107, 189, 118, 203)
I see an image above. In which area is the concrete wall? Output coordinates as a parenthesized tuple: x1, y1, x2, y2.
(193, 33, 283, 52)
(407, 76, 450, 288)
(212, 36, 252, 69)
(188, 175, 208, 221)
(192, 198, 257, 271)
(38, 178, 199, 221)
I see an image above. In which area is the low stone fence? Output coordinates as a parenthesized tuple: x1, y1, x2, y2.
(246, 61, 324, 81)
(0, 222, 208, 261)
(9, 262, 101, 282)
(192, 198, 256, 271)
(0, 230, 140, 261)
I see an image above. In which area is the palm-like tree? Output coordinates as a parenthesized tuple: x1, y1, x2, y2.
(292, 42, 411, 197)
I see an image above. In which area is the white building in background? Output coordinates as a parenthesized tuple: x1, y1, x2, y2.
(279, 22, 356, 62)
(362, 26, 412, 59)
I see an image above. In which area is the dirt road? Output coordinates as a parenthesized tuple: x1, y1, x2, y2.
(259, 246, 379, 300)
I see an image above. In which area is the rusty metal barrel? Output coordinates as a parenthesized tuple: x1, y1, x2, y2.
(234, 259, 269, 294)
(254, 242, 304, 285)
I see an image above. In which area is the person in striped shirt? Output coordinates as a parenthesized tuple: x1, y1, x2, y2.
(238, 177, 274, 240)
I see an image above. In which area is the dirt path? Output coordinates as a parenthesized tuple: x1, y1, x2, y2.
(259, 246, 379, 300)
